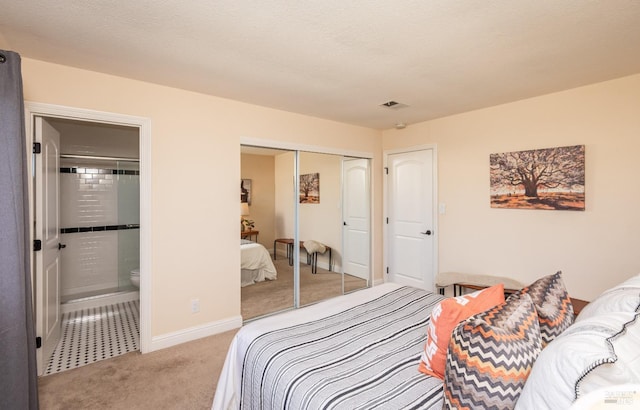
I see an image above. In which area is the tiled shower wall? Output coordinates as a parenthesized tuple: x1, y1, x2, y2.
(60, 161, 140, 299)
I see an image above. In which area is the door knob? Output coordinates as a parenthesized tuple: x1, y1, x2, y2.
(58, 243, 67, 250)
(420, 230, 432, 236)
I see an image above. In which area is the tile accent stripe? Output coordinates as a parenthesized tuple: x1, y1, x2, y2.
(60, 167, 139, 175)
(61, 224, 140, 234)
(44, 300, 140, 375)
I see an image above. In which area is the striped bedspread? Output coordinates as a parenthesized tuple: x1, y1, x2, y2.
(238, 285, 444, 409)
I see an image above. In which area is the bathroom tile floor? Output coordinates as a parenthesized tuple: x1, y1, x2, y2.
(45, 300, 139, 375)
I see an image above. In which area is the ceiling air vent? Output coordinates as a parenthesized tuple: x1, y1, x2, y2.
(380, 100, 409, 109)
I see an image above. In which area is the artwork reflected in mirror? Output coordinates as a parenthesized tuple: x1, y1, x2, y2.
(241, 178, 252, 204)
(299, 173, 319, 204)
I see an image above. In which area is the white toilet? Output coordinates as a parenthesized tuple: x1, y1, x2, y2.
(130, 268, 140, 288)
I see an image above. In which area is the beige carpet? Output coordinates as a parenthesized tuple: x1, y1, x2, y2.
(242, 257, 368, 320)
(39, 259, 368, 408)
(38, 329, 237, 410)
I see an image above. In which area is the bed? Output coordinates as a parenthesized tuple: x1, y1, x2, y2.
(213, 283, 445, 409)
(241, 239, 277, 287)
(214, 274, 640, 410)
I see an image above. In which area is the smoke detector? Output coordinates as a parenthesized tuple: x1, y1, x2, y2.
(395, 122, 407, 129)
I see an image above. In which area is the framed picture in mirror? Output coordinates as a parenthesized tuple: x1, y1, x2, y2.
(299, 173, 319, 204)
(241, 179, 252, 204)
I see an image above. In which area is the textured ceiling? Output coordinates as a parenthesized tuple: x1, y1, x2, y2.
(1, 1, 640, 130)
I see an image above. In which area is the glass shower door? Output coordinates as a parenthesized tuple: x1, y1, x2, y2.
(116, 159, 140, 291)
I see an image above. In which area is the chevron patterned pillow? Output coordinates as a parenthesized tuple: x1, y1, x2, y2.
(418, 283, 505, 379)
(521, 271, 574, 346)
(443, 292, 542, 410)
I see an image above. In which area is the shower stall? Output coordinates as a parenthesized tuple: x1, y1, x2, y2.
(47, 116, 142, 306)
(59, 155, 140, 303)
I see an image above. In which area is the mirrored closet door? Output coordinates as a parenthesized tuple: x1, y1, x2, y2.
(240, 145, 371, 320)
(298, 151, 344, 306)
(240, 146, 296, 320)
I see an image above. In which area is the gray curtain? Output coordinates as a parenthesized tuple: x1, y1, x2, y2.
(0, 50, 39, 409)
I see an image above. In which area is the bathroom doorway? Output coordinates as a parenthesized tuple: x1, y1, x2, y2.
(53, 118, 140, 303)
(30, 107, 149, 376)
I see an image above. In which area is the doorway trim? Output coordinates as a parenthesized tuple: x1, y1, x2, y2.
(383, 144, 439, 289)
(25, 102, 152, 354)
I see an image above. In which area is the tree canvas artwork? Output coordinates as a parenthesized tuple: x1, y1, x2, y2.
(490, 145, 585, 211)
(299, 173, 320, 204)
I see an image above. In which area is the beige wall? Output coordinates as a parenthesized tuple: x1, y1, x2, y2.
(20, 58, 383, 340)
(241, 153, 275, 249)
(22, 52, 638, 343)
(382, 73, 640, 300)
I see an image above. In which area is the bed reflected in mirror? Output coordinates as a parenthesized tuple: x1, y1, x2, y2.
(240, 146, 295, 320)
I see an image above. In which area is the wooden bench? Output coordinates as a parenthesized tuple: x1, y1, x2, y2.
(435, 272, 525, 297)
(436, 271, 589, 315)
(303, 243, 332, 274)
(273, 238, 294, 262)
(272, 238, 332, 273)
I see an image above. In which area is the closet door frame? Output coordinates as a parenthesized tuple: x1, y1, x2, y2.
(240, 137, 373, 309)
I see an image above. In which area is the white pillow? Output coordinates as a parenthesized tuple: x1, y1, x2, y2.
(515, 312, 636, 410)
(577, 315, 640, 397)
(615, 273, 640, 288)
(576, 275, 640, 322)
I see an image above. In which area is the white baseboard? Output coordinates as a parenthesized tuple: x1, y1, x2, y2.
(150, 315, 243, 352)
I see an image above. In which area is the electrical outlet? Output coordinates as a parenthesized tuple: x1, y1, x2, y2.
(191, 298, 200, 313)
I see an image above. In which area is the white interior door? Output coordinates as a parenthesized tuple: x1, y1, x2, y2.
(342, 158, 370, 282)
(387, 149, 435, 290)
(35, 116, 62, 375)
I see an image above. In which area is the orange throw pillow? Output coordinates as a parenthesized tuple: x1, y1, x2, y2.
(418, 284, 505, 379)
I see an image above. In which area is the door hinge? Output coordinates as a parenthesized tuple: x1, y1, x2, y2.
(386, 217, 389, 224)
(386, 267, 389, 274)
(36, 337, 42, 349)
(32, 142, 41, 154)
(384, 167, 388, 175)
(33, 240, 42, 251)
